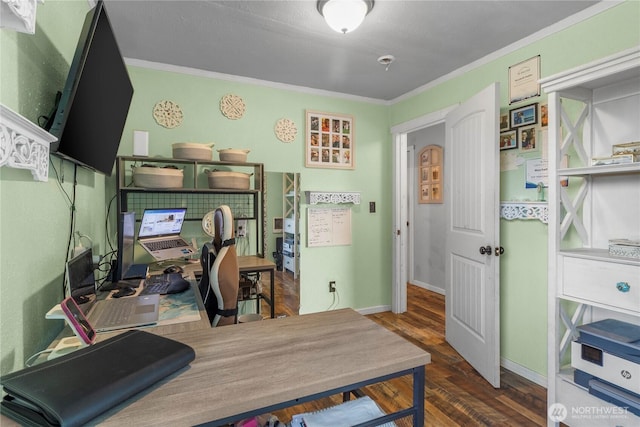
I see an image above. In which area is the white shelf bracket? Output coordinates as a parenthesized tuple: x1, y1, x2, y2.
(0, 104, 56, 181)
(500, 202, 548, 224)
(0, 0, 43, 34)
(305, 191, 361, 205)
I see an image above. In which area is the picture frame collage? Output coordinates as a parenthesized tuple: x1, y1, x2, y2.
(305, 110, 354, 169)
(499, 102, 547, 152)
(418, 145, 443, 204)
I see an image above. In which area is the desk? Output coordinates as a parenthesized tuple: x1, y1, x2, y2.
(64, 283, 211, 344)
(238, 255, 276, 319)
(95, 308, 430, 426)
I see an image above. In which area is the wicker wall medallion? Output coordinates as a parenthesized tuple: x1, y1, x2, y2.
(220, 94, 245, 120)
(275, 118, 297, 143)
(153, 100, 183, 129)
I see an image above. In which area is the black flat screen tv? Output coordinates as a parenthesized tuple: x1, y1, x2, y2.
(47, 0, 133, 176)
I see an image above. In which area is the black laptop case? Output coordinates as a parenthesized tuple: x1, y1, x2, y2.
(1, 330, 195, 427)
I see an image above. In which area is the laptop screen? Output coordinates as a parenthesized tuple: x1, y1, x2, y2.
(139, 208, 187, 238)
(66, 248, 96, 303)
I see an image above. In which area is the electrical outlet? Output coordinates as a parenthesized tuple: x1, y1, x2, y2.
(329, 281, 336, 293)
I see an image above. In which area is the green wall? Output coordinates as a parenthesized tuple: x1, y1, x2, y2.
(117, 66, 391, 315)
(0, 0, 98, 374)
(390, 1, 640, 378)
(1, 0, 637, 382)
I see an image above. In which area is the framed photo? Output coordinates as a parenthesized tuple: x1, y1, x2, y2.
(519, 126, 537, 151)
(500, 113, 510, 130)
(539, 103, 548, 127)
(273, 217, 283, 233)
(306, 110, 354, 169)
(500, 130, 518, 150)
(508, 55, 540, 104)
(509, 103, 538, 129)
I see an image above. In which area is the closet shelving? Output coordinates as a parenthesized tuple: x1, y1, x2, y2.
(282, 173, 300, 278)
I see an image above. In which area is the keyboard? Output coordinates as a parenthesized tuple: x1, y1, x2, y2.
(92, 298, 137, 328)
(145, 239, 186, 251)
(140, 273, 184, 295)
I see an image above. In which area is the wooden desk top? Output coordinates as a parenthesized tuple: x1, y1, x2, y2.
(238, 255, 276, 271)
(97, 308, 430, 426)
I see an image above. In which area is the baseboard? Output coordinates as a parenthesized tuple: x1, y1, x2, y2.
(410, 280, 445, 295)
(501, 357, 547, 388)
(356, 305, 391, 315)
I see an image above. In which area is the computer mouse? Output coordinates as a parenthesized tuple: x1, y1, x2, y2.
(166, 278, 190, 294)
(163, 265, 184, 274)
(112, 286, 136, 298)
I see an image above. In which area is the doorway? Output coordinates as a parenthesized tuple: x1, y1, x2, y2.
(391, 107, 455, 313)
(391, 83, 501, 387)
(407, 125, 446, 295)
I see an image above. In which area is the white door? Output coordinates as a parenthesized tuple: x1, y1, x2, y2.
(445, 83, 501, 387)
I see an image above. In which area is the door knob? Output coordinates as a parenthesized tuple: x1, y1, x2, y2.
(479, 245, 492, 255)
(495, 246, 504, 256)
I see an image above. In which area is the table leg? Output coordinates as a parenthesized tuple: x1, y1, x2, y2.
(413, 365, 425, 427)
(270, 268, 275, 319)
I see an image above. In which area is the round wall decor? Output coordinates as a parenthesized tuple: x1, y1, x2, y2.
(201, 210, 215, 237)
(153, 100, 184, 129)
(274, 118, 297, 143)
(220, 94, 245, 120)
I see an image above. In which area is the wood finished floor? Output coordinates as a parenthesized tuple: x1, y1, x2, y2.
(260, 274, 548, 426)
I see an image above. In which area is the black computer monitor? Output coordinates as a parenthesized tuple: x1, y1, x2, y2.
(115, 212, 136, 281)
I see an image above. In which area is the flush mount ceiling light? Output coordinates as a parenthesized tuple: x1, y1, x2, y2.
(317, 0, 374, 34)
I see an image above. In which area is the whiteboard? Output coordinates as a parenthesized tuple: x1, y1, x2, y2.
(307, 207, 352, 247)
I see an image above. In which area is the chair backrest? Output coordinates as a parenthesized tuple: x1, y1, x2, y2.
(197, 205, 239, 326)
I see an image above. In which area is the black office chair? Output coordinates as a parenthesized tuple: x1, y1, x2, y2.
(197, 205, 239, 326)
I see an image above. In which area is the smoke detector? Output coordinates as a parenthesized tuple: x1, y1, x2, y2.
(377, 54, 395, 71)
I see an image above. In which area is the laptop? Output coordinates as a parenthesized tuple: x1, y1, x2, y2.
(138, 208, 195, 261)
(116, 212, 149, 280)
(66, 249, 160, 332)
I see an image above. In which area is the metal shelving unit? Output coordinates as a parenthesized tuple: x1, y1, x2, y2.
(116, 156, 265, 256)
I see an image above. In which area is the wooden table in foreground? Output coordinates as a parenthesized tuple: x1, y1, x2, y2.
(97, 308, 431, 426)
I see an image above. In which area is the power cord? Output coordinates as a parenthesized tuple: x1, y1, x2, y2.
(24, 349, 54, 367)
(326, 289, 340, 311)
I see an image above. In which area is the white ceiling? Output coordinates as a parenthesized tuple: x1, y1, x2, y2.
(102, 0, 602, 101)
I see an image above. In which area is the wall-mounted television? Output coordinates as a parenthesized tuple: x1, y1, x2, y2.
(46, 0, 133, 176)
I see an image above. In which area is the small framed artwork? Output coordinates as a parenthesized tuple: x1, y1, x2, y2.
(539, 103, 548, 127)
(509, 103, 538, 129)
(273, 217, 283, 233)
(519, 126, 537, 151)
(306, 110, 354, 169)
(500, 113, 510, 130)
(500, 130, 518, 150)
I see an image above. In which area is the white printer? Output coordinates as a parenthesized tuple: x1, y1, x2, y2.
(572, 319, 640, 416)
